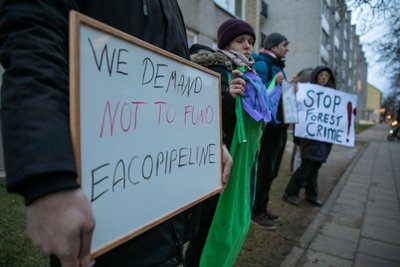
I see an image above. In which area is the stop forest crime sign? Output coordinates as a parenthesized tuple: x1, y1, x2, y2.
(294, 83, 358, 147)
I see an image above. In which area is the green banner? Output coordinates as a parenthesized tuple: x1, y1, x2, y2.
(200, 99, 263, 267)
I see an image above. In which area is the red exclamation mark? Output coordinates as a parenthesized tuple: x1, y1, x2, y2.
(347, 101, 352, 142)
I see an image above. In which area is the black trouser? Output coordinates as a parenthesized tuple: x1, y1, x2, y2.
(252, 125, 287, 215)
(285, 159, 323, 200)
(184, 194, 219, 267)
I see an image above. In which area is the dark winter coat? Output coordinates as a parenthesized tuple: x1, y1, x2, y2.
(0, 1, 189, 265)
(253, 52, 287, 127)
(300, 66, 336, 163)
(191, 51, 238, 149)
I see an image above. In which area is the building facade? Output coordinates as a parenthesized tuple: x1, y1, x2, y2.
(179, 0, 368, 120)
(364, 83, 382, 122)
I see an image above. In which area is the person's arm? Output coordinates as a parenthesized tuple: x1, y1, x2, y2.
(209, 66, 234, 183)
(210, 66, 235, 148)
(254, 59, 285, 86)
(0, 0, 79, 202)
(221, 144, 232, 186)
(0, 2, 95, 266)
(254, 60, 269, 85)
(27, 189, 95, 267)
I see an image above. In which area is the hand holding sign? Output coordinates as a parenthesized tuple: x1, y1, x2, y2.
(276, 71, 284, 84)
(229, 69, 246, 99)
(26, 189, 95, 267)
(281, 80, 299, 123)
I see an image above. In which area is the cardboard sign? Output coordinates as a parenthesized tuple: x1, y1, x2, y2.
(69, 11, 223, 256)
(294, 83, 358, 147)
(282, 80, 299, 123)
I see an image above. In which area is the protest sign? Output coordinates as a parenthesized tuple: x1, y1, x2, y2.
(294, 83, 358, 147)
(69, 11, 223, 256)
(281, 80, 299, 123)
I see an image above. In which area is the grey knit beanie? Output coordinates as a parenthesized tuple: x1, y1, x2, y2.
(263, 32, 288, 49)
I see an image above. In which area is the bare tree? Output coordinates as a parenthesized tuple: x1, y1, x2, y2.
(347, 0, 400, 101)
(347, 0, 394, 32)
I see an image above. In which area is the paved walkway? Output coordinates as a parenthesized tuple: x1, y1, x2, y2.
(281, 123, 400, 267)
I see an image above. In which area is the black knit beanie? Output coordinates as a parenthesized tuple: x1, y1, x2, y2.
(263, 32, 288, 49)
(189, 43, 215, 55)
(217, 18, 256, 49)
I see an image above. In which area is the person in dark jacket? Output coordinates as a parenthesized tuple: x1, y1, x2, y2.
(185, 18, 266, 267)
(289, 67, 313, 172)
(283, 65, 336, 207)
(251, 32, 291, 230)
(0, 1, 232, 266)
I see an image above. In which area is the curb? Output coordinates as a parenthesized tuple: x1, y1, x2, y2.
(279, 142, 369, 267)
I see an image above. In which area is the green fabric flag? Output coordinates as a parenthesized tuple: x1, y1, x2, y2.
(267, 74, 277, 92)
(199, 99, 263, 267)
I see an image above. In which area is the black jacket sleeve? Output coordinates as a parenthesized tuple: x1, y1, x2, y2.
(209, 66, 236, 150)
(0, 1, 80, 204)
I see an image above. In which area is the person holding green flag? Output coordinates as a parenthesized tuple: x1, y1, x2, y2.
(251, 33, 291, 230)
(185, 19, 271, 267)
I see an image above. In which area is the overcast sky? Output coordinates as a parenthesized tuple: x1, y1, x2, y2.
(350, 6, 391, 95)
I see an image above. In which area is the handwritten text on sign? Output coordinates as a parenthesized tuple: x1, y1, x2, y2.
(294, 83, 358, 147)
(75, 22, 222, 255)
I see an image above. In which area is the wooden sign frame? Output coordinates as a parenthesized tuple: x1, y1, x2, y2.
(69, 11, 223, 257)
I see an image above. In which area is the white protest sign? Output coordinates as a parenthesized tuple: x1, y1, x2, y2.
(281, 80, 299, 123)
(294, 83, 358, 147)
(69, 11, 223, 257)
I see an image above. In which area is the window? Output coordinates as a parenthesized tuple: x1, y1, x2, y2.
(261, 1, 268, 18)
(334, 33, 340, 50)
(349, 36, 353, 49)
(321, 57, 328, 66)
(260, 32, 267, 48)
(322, 0, 330, 17)
(321, 29, 329, 46)
(214, 0, 245, 18)
(186, 29, 198, 49)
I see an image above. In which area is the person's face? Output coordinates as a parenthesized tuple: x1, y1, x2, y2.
(317, 70, 331, 86)
(226, 34, 254, 59)
(271, 41, 289, 58)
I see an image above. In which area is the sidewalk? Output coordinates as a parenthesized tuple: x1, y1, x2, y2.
(281, 123, 400, 267)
